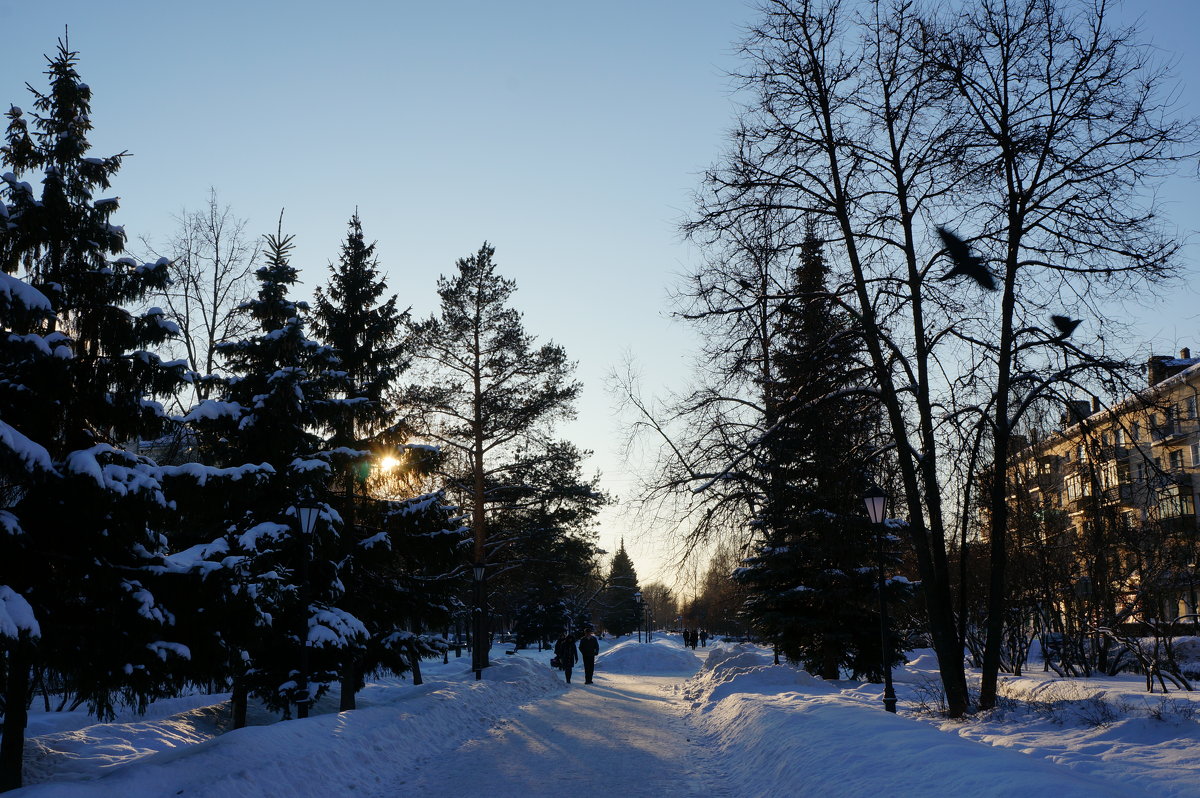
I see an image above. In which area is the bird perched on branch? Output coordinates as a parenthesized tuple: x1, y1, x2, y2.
(936, 226, 996, 291)
(1051, 315, 1082, 339)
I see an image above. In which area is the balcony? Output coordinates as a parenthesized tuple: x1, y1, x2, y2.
(1152, 419, 1198, 443)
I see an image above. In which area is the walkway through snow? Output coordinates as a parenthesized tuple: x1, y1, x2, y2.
(378, 670, 734, 797)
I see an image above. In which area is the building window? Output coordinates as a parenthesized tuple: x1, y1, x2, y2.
(1132, 421, 1141, 440)
(1115, 427, 1126, 445)
(1192, 442, 1200, 467)
(1187, 396, 1198, 419)
(1159, 490, 1196, 518)
(1134, 460, 1146, 481)
(1170, 450, 1184, 471)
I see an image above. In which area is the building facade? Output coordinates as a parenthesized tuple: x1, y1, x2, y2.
(1010, 350, 1200, 626)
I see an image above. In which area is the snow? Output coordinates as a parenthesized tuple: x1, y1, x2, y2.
(8, 638, 1200, 797)
(0, 418, 53, 475)
(0, 272, 51, 313)
(179, 400, 244, 423)
(0, 586, 39, 639)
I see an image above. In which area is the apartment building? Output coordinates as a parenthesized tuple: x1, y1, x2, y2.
(1009, 349, 1200, 623)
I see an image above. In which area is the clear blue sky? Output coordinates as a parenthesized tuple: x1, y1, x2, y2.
(2, 1, 1198, 587)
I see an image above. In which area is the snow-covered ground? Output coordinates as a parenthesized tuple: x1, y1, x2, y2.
(9, 635, 1200, 796)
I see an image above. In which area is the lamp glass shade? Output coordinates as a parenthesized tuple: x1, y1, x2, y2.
(473, 563, 485, 582)
(863, 485, 888, 525)
(297, 503, 321, 535)
(634, 592, 643, 603)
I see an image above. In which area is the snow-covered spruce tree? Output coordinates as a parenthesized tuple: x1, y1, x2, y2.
(310, 213, 461, 707)
(734, 227, 905, 680)
(0, 41, 188, 790)
(340, 492, 464, 692)
(408, 242, 580, 668)
(602, 541, 641, 636)
(183, 229, 359, 721)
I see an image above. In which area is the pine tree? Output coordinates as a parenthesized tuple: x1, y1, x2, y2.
(602, 541, 642, 636)
(0, 40, 188, 790)
(735, 226, 904, 680)
(408, 242, 580, 670)
(494, 441, 604, 646)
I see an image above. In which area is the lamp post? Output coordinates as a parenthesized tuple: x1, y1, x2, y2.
(863, 484, 897, 714)
(295, 498, 321, 719)
(634, 591, 643, 643)
(472, 562, 486, 680)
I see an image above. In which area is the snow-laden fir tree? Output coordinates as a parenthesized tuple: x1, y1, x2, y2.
(0, 40, 188, 790)
(310, 213, 461, 708)
(735, 227, 905, 680)
(182, 229, 359, 722)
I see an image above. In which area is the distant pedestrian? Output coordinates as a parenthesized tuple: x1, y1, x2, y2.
(700, 629, 709, 647)
(579, 629, 600, 684)
(682, 629, 692, 648)
(689, 629, 698, 650)
(554, 632, 579, 684)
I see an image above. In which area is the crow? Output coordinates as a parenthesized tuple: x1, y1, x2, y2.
(936, 226, 996, 291)
(1051, 315, 1082, 339)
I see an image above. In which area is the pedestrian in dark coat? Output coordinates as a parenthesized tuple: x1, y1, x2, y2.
(554, 632, 579, 684)
(682, 629, 693, 648)
(690, 629, 698, 650)
(700, 629, 709, 647)
(578, 630, 600, 684)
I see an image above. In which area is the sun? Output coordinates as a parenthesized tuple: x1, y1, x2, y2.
(378, 455, 401, 472)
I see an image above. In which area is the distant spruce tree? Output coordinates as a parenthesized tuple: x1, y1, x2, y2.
(408, 242, 580, 668)
(602, 541, 642, 636)
(184, 229, 360, 721)
(0, 40, 189, 790)
(735, 226, 905, 680)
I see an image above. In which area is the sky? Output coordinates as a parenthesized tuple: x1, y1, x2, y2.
(2, 0, 1199, 588)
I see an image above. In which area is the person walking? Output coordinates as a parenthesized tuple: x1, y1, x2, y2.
(554, 632, 579, 685)
(690, 629, 698, 650)
(700, 629, 709, 647)
(578, 629, 600, 684)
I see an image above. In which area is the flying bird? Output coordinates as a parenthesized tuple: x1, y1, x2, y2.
(1051, 315, 1082, 339)
(936, 226, 996, 291)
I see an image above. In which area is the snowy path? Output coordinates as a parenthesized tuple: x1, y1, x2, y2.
(379, 671, 732, 797)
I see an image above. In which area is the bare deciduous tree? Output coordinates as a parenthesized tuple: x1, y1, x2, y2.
(141, 188, 259, 405)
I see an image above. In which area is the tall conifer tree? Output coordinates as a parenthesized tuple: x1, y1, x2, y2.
(310, 213, 458, 708)
(0, 40, 187, 790)
(735, 227, 903, 679)
(185, 229, 359, 720)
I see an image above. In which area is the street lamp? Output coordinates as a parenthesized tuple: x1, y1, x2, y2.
(634, 591, 643, 643)
(863, 484, 897, 714)
(295, 497, 321, 719)
(472, 562, 486, 680)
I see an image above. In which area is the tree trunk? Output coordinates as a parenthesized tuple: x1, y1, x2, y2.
(409, 646, 423, 686)
(231, 677, 248, 730)
(0, 642, 31, 792)
(339, 654, 357, 711)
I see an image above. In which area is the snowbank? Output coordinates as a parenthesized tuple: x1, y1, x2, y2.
(13, 656, 561, 797)
(680, 646, 1156, 797)
(595, 637, 701, 675)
